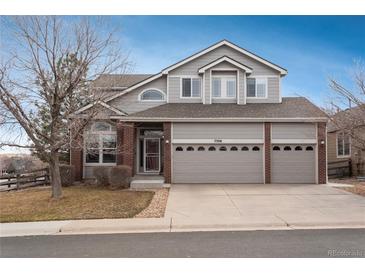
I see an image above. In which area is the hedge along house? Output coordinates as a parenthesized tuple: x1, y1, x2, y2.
(72, 40, 328, 185)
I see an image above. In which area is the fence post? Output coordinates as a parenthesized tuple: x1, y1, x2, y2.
(16, 174, 20, 190)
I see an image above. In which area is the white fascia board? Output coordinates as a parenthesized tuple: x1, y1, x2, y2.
(162, 40, 287, 75)
(99, 101, 127, 116)
(198, 56, 253, 73)
(271, 139, 317, 144)
(109, 117, 329, 123)
(172, 139, 264, 144)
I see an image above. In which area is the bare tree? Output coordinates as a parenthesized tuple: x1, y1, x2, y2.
(0, 16, 130, 199)
(327, 60, 365, 150)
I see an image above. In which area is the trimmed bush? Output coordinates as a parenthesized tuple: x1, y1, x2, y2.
(93, 166, 112, 187)
(109, 165, 132, 190)
(59, 164, 75, 187)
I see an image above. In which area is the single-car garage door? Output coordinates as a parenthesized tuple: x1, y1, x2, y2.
(271, 144, 316, 184)
(172, 144, 264, 183)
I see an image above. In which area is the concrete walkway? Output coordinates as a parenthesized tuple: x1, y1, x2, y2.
(1, 184, 364, 237)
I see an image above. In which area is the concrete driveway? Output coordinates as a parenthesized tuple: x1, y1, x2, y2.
(165, 184, 365, 231)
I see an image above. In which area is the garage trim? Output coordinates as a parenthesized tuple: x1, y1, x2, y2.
(172, 138, 264, 144)
(272, 139, 317, 144)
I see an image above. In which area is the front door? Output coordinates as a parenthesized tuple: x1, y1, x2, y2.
(144, 138, 160, 172)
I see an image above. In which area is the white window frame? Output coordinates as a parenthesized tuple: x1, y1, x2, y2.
(138, 88, 166, 102)
(336, 131, 351, 158)
(84, 122, 117, 166)
(212, 75, 237, 99)
(180, 77, 202, 99)
(246, 77, 268, 99)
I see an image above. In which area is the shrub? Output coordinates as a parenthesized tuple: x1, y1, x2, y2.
(109, 165, 132, 190)
(93, 166, 112, 187)
(59, 164, 75, 187)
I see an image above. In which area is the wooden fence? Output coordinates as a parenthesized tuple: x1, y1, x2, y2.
(328, 159, 352, 178)
(0, 168, 49, 192)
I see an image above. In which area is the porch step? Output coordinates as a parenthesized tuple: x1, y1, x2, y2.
(130, 179, 165, 189)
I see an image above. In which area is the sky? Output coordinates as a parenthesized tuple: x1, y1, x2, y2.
(1, 15, 364, 154)
(112, 16, 365, 106)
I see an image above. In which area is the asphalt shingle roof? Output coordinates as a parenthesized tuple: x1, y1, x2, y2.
(127, 97, 327, 119)
(92, 74, 154, 89)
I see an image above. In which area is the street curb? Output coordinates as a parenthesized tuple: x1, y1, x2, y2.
(2, 217, 365, 237)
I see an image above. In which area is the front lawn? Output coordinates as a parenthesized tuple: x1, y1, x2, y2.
(0, 186, 154, 223)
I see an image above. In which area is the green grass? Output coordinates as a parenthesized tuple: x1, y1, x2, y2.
(0, 186, 154, 223)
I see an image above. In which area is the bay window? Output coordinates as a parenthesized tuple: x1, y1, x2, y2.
(85, 122, 117, 164)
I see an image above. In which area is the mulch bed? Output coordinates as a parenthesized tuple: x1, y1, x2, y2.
(136, 188, 169, 218)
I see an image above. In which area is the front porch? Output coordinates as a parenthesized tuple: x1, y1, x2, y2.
(72, 121, 172, 184)
(130, 174, 166, 189)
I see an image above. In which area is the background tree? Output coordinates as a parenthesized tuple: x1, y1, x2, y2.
(327, 60, 365, 150)
(0, 16, 130, 198)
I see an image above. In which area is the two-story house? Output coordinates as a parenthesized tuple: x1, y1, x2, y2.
(72, 40, 328, 184)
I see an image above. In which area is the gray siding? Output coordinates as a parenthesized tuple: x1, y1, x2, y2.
(246, 76, 280, 103)
(170, 45, 279, 76)
(272, 144, 316, 183)
(204, 69, 211, 104)
(173, 123, 263, 140)
(109, 76, 167, 114)
(272, 123, 316, 140)
(172, 144, 264, 183)
(168, 76, 202, 103)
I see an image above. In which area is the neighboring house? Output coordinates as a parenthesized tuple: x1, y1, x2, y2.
(327, 109, 365, 177)
(72, 40, 328, 184)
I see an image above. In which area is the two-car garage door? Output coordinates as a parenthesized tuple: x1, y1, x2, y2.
(172, 123, 264, 184)
(173, 144, 263, 183)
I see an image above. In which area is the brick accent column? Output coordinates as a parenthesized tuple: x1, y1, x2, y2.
(70, 128, 83, 181)
(163, 122, 172, 184)
(317, 122, 327, 184)
(264, 122, 271, 184)
(121, 122, 136, 176)
(116, 121, 124, 165)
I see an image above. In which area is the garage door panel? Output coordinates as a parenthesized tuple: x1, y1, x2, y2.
(173, 145, 263, 183)
(272, 145, 316, 184)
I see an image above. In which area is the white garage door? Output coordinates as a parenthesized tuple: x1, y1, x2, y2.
(271, 144, 316, 184)
(172, 144, 264, 183)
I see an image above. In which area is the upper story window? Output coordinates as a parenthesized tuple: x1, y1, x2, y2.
(247, 77, 267, 98)
(337, 132, 350, 157)
(212, 76, 236, 98)
(139, 89, 165, 101)
(181, 78, 201, 98)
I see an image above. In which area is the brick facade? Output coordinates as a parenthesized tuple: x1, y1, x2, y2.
(70, 129, 83, 181)
(116, 122, 124, 165)
(118, 121, 136, 177)
(317, 122, 327, 184)
(163, 122, 172, 184)
(264, 122, 271, 184)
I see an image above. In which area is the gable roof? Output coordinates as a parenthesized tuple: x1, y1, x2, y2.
(327, 105, 365, 133)
(76, 39, 288, 115)
(198, 55, 253, 73)
(162, 39, 287, 75)
(110, 97, 327, 122)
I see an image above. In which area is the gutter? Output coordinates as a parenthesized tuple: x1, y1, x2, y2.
(109, 116, 329, 123)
